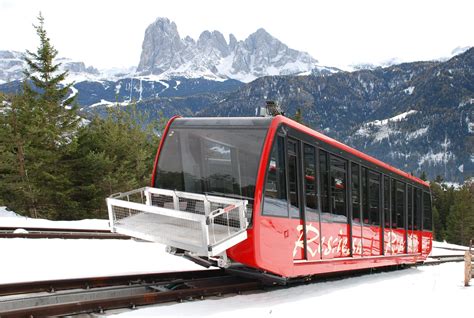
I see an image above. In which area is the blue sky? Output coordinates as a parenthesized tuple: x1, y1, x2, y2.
(1, 0, 473, 69)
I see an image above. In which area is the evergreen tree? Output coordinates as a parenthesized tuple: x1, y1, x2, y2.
(293, 108, 304, 124)
(0, 14, 79, 218)
(67, 105, 160, 219)
(446, 182, 474, 246)
(419, 171, 427, 181)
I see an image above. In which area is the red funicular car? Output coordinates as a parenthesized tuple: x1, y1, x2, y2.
(108, 112, 432, 282)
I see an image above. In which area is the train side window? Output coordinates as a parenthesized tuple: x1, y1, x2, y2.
(303, 144, 318, 221)
(288, 139, 300, 218)
(362, 167, 368, 223)
(319, 150, 330, 214)
(407, 186, 413, 230)
(384, 176, 390, 228)
(414, 188, 422, 230)
(391, 179, 397, 228)
(368, 171, 381, 226)
(395, 181, 406, 229)
(263, 136, 288, 217)
(330, 155, 347, 220)
(423, 192, 432, 231)
(351, 163, 361, 223)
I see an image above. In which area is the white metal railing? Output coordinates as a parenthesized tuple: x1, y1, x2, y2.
(107, 187, 248, 257)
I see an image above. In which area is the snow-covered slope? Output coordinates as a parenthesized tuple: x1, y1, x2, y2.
(0, 214, 471, 317)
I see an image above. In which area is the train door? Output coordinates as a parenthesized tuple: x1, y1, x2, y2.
(414, 188, 422, 253)
(383, 176, 392, 254)
(407, 185, 415, 253)
(351, 163, 363, 257)
(287, 138, 305, 261)
(390, 180, 406, 254)
(301, 143, 321, 260)
(362, 170, 382, 256)
(320, 150, 350, 259)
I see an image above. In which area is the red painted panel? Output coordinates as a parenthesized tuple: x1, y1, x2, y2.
(292, 219, 305, 261)
(298, 222, 322, 260)
(407, 230, 420, 254)
(362, 225, 382, 256)
(318, 222, 351, 259)
(421, 232, 433, 255)
(259, 216, 297, 277)
(386, 229, 406, 254)
(352, 224, 363, 257)
(383, 229, 392, 255)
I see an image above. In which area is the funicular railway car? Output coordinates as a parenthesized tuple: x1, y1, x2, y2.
(108, 114, 433, 281)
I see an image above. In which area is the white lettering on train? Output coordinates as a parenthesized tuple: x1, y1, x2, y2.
(294, 224, 415, 258)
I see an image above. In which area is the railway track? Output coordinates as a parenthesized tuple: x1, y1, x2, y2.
(0, 255, 464, 317)
(423, 254, 466, 265)
(0, 227, 129, 240)
(0, 269, 262, 317)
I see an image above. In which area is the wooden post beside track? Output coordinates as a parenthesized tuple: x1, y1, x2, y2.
(465, 239, 473, 287)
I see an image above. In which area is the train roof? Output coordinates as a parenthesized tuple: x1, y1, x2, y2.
(167, 116, 430, 188)
(172, 117, 273, 128)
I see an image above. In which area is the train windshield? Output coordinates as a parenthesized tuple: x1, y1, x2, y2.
(154, 119, 269, 217)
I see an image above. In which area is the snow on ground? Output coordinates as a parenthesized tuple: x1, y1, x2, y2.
(110, 262, 472, 318)
(0, 239, 202, 284)
(0, 214, 472, 316)
(0, 207, 108, 230)
(365, 110, 417, 127)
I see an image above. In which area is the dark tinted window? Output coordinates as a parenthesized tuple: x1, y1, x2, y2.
(414, 188, 422, 230)
(407, 186, 413, 230)
(384, 176, 390, 228)
(155, 127, 267, 222)
(288, 139, 300, 218)
(304, 144, 318, 220)
(330, 155, 347, 220)
(155, 127, 266, 210)
(351, 163, 361, 223)
(423, 192, 432, 231)
(368, 171, 381, 226)
(391, 179, 397, 227)
(319, 150, 329, 213)
(263, 136, 288, 217)
(362, 167, 368, 223)
(394, 181, 405, 229)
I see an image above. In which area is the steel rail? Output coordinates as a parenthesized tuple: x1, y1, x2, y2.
(0, 232, 128, 240)
(0, 257, 465, 317)
(0, 269, 225, 297)
(0, 270, 261, 318)
(0, 226, 129, 240)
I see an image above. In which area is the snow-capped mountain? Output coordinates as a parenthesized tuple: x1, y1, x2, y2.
(198, 48, 474, 182)
(137, 18, 326, 82)
(0, 51, 24, 84)
(0, 50, 105, 84)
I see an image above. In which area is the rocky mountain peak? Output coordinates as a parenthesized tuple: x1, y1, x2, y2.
(136, 17, 320, 82)
(197, 30, 230, 56)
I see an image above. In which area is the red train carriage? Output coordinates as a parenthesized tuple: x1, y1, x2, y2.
(109, 115, 433, 281)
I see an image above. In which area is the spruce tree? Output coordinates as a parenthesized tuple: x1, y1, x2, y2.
(293, 108, 304, 124)
(68, 105, 160, 218)
(446, 182, 474, 246)
(0, 14, 80, 218)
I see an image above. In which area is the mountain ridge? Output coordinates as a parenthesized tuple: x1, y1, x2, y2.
(136, 17, 329, 82)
